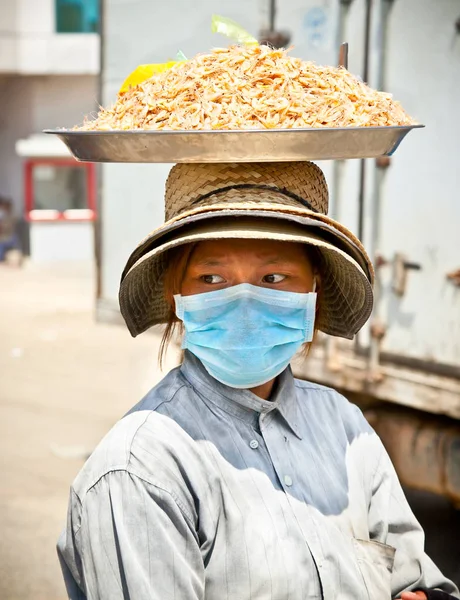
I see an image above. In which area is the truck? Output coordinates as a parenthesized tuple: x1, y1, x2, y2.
(96, 0, 460, 509)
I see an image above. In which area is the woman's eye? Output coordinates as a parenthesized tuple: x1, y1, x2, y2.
(201, 274, 225, 284)
(263, 274, 286, 284)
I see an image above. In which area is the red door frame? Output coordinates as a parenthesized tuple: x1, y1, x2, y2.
(25, 158, 97, 222)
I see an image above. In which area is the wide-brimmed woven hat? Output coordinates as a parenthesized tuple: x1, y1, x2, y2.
(119, 162, 374, 339)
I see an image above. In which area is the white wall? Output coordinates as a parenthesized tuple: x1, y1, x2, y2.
(32, 75, 99, 129)
(0, 1, 18, 32)
(30, 221, 95, 261)
(0, 0, 99, 75)
(100, 163, 173, 301)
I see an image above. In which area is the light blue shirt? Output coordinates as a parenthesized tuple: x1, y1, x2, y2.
(58, 351, 459, 599)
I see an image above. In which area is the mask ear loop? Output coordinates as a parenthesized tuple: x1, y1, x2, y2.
(303, 275, 319, 357)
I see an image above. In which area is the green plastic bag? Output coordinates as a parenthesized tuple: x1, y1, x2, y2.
(211, 15, 258, 45)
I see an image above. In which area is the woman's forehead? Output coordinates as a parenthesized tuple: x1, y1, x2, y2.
(190, 238, 311, 264)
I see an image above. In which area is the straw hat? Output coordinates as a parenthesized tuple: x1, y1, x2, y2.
(119, 162, 374, 339)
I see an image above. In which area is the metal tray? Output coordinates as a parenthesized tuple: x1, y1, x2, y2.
(45, 125, 423, 163)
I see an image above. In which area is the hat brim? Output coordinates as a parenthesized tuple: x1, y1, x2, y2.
(123, 198, 371, 280)
(119, 210, 374, 340)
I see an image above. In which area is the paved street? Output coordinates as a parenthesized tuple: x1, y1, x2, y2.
(0, 261, 458, 599)
(0, 261, 179, 600)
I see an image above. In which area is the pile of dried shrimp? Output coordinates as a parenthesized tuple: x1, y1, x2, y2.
(80, 45, 415, 130)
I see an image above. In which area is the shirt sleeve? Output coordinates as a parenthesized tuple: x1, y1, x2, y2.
(57, 470, 205, 600)
(367, 440, 459, 599)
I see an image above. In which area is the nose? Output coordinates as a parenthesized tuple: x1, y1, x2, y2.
(229, 265, 258, 286)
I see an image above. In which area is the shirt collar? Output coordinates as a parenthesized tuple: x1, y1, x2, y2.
(180, 351, 303, 439)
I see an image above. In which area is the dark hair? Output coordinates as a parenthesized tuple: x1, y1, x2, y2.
(159, 243, 196, 368)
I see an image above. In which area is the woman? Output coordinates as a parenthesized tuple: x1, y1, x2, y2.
(58, 162, 459, 600)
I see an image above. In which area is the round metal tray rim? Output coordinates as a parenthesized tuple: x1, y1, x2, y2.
(44, 124, 424, 136)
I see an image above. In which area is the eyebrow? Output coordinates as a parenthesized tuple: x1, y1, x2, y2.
(193, 256, 293, 268)
(193, 259, 227, 267)
(260, 258, 289, 265)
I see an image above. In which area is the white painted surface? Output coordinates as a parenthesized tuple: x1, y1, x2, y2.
(17, 0, 54, 33)
(366, 0, 460, 368)
(101, 163, 172, 302)
(0, 0, 99, 75)
(30, 221, 94, 262)
(31, 75, 99, 129)
(16, 134, 71, 158)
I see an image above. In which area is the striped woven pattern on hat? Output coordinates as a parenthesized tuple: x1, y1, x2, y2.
(120, 233, 373, 339)
(164, 162, 328, 220)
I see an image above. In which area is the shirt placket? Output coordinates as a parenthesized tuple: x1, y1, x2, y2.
(259, 409, 334, 600)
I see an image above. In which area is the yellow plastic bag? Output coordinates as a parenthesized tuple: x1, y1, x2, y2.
(211, 14, 258, 45)
(118, 15, 257, 94)
(119, 61, 178, 93)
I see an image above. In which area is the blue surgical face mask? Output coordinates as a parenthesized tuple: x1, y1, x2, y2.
(174, 283, 317, 389)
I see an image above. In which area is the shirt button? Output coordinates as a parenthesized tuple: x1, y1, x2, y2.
(284, 475, 293, 487)
(249, 440, 259, 449)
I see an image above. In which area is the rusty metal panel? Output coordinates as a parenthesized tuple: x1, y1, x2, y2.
(292, 341, 460, 420)
(364, 407, 460, 506)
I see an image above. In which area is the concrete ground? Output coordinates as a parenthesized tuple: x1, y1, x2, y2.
(0, 260, 179, 600)
(0, 261, 458, 599)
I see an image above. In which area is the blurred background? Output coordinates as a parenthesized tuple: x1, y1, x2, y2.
(0, 0, 459, 598)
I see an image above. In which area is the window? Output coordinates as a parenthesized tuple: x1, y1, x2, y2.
(56, 0, 99, 33)
(25, 160, 96, 222)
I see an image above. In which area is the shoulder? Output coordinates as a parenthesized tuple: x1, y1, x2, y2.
(294, 377, 373, 439)
(72, 366, 194, 501)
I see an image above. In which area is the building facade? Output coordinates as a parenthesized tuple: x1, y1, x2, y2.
(0, 0, 100, 260)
